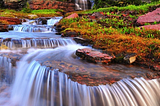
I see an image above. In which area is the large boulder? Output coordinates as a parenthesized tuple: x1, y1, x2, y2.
(141, 24, 160, 30)
(76, 48, 115, 64)
(0, 17, 21, 25)
(65, 13, 79, 19)
(136, 8, 160, 26)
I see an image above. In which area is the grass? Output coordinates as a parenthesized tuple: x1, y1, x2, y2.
(79, 1, 160, 14)
(58, 3, 160, 63)
(0, 9, 63, 19)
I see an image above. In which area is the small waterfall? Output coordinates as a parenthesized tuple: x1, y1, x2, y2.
(1, 38, 76, 49)
(13, 17, 62, 32)
(0, 56, 14, 86)
(9, 60, 160, 106)
(47, 17, 63, 26)
(13, 25, 55, 32)
(75, 0, 88, 10)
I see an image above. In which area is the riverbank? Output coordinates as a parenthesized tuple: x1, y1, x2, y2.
(57, 2, 160, 72)
(0, 2, 160, 85)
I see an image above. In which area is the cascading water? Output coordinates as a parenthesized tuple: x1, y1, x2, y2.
(0, 16, 159, 106)
(0, 56, 14, 86)
(75, 0, 88, 10)
(2, 56, 160, 106)
(1, 38, 76, 49)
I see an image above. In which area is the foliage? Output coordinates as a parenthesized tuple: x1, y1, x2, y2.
(21, 2, 32, 13)
(59, 3, 160, 62)
(94, 0, 142, 9)
(83, 1, 160, 14)
(0, 0, 4, 8)
(0, 8, 62, 19)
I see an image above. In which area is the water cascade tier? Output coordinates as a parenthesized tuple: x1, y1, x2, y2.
(2, 59, 160, 106)
(75, 0, 88, 10)
(1, 38, 76, 49)
(0, 16, 159, 106)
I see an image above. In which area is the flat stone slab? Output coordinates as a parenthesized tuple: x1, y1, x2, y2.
(136, 8, 160, 25)
(76, 48, 114, 64)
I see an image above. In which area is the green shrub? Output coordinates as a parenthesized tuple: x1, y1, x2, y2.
(21, 2, 31, 13)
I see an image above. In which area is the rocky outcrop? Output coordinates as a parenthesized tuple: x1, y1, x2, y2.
(29, 0, 75, 12)
(4, 0, 26, 10)
(136, 8, 160, 26)
(141, 24, 160, 30)
(0, 17, 21, 32)
(76, 48, 115, 64)
(0, 24, 8, 32)
(0, 17, 21, 25)
(124, 53, 137, 64)
(65, 13, 79, 19)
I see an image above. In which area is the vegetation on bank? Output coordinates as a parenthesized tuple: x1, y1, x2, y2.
(0, 1, 160, 65)
(0, 8, 63, 19)
(59, 2, 160, 64)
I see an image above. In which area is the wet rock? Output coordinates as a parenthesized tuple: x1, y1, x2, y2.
(65, 13, 79, 19)
(136, 8, 160, 26)
(140, 24, 160, 30)
(62, 31, 78, 37)
(124, 53, 137, 64)
(0, 24, 8, 32)
(35, 17, 49, 25)
(76, 48, 114, 64)
(73, 37, 93, 46)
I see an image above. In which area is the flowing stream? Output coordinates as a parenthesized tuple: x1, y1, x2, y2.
(0, 17, 159, 106)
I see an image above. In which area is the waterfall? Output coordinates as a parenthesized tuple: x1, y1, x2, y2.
(13, 25, 55, 32)
(47, 17, 63, 26)
(75, 0, 88, 10)
(13, 17, 62, 32)
(0, 48, 158, 106)
(9, 60, 160, 106)
(0, 56, 14, 86)
(1, 38, 76, 49)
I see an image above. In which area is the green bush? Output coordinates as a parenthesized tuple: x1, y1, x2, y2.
(94, 0, 142, 9)
(21, 2, 31, 13)
(151, 0, 159, 2)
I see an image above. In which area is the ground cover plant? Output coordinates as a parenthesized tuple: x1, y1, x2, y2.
(0, 8, 62, 19)
(58, 2, 160, 66)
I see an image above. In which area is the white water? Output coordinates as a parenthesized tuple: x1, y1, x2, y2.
(47, 17, 63, 26)
(13, 17, 62, 32)
(75, 0, 88, 10)
(0, 47, 159, 106)
(1, 57, 160, 106)
(0, 17, 159, 106)
(1, 38, 76, 49)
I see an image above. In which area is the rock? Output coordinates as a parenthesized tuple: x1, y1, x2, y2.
(65, 13, 79, 19)
(61, 31, 78, 37)
(0, 24, 8, 32)
(27, 14, 38, 19)
(91, 12, 105, 19)
(136, 8, 160, 26)
(124, 53, 137, 64)
(153, 65, 160, 71)
(35, 17, 48, 25)
(73, 37, 92, 46)
(76, 48, 114, 64)
(29, 0, 75, 12)
(141, 24, 160, 30)
(0, 17, 21, 25)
